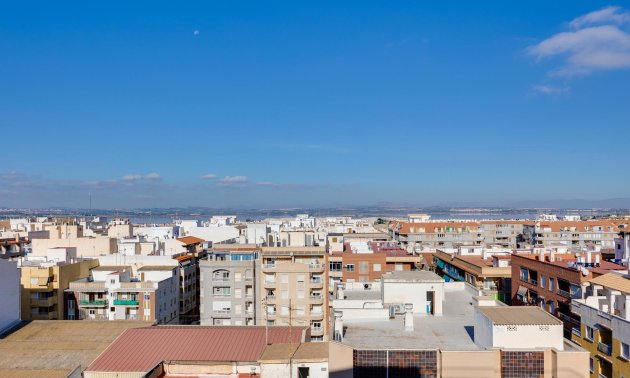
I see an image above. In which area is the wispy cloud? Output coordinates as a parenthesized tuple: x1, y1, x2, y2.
(528, 7, 630, 77)
(200, 173, 217, 180)
(122, 173, 161, 181)
(569, 6, 630, 29)
(218, 175, 248, 186)
(531, 84, 570, 95)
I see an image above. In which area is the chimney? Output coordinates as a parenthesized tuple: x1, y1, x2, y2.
(549, 249, 555, 263)
(595, 254, 600, 266)
(336, 284, 344, 300)
(334, 310, 344, 341)
(586, 251, 592, 264)
(404, 303, 414, 332)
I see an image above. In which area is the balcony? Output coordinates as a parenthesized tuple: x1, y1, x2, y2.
(266, 295, 277, 303)
(244, 277, 254, 282)
(79, 300, 108, 307)
(310, 312, 324, 320)
(571, 327, 581, 337)
(597, 342, 612, 356)
(308, 264, 325, 272)
(212, 310, 231, 315)
(311, 326, 324, 335)
(558, 289, 570, 298)
(212, 277, 231, 283)
(309, 295, 323, 303)
(113, 299, 139, 306)
(309, 280, 323, 289)
(31, 297, 57, 307)
(530, 279, 538, 286)
(262, 264, 276, 271)
(31, 312, 56, 320)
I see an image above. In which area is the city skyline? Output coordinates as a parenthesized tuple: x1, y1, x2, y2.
(2, 1, 630, 208)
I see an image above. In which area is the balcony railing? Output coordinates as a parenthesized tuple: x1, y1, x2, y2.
(79, 300, 108, 307)
(311, 326, 323, 333)
(212, 310, 231, 315)
(263, 264, 276, 270)
(113, 299, 139, 306)
(530, 279, 538, 286)
(558, 289, 570, 298)
(308, 264, 325, 272)
(571, 328, 581, 337)
(31, 297, 56, 307)
(212, 277, 231, 282)
(597, 342, 612, 356)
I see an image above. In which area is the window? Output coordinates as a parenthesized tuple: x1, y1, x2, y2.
(280, 274, 289, 284)
(281, 306, 289, 315)
(281, 290, 289, 299)
(346, 264, 355, 272)
(541, 274, 546, 289)
(621, 342, 630, 360)
(589, 357, 594, 373)
(144, 294, 151, 300)
(329, 262, 342, 272)
(373, 263, 381, 272)
(359, 261, 369, 274)
(297, 274, 305, 283)
(296, 305, 305, 316)
(549, 277, 555, 292)
(213, 287, 231, 296)
(234, 272, 242, 282)
(235, 288, 242, 298)
(519, 267, 529, 282)
(585, 325, 594, 341)
(68, 300, 75, 310)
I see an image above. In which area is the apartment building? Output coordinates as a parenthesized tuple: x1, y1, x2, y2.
(0, 259, 20, 334)
(432, 246, 513, 303)
(19, 254, 98, 321)
(328, 241, 420, 292)
(526, 220, 623, 249)
(0, 236, 29, 258)
(260, 246, 328, 341)
(571, 272, 630, 378)
(511, 248, 625, 337)
(68, 265, 179, 323)
(199, 244, 260, 326)
(389, 217, 531, 252)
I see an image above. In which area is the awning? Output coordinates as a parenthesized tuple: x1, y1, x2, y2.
(436, 259, 445, 269)
(517, 286, 528, 297)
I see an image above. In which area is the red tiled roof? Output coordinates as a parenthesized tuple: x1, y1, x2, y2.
(87, 326, 306, 373)
(176, 236, 205, 245)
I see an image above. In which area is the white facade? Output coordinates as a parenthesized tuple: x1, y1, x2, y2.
(382, 272, 444, 315)
(0, 259, 20, 333)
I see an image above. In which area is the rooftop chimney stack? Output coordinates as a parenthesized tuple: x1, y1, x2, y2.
(404, 303, 414, 332)
(336, 284, 344, 300)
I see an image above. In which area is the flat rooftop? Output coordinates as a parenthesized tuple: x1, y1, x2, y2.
(478, 306, 562, 326)
(341, 289, 479, 351)
(0, 320, 150, 378)
(343, 289, 382, 301)
(381, 270, 443, 283)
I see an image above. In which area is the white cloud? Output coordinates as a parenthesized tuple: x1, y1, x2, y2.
(122, 174, 143, 181)
(532, 84, 570, 95)
(569, 6, 630, 29)
(200, 173, 218, 180)
(144, 172, 161, 180)
(122, 173, 161, 181)
(218, 176, 248, 186)
(528, 7, 630, 76)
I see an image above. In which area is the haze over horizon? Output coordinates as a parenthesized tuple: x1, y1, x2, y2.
(2, 1, 630, 208)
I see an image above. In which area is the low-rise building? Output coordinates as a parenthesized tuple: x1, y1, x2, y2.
(526, 220, 624, 249)
(332, 273, 590, 377)
(19, 255, 98, 321)
(432, 246, 513, 302)
(571, 272, 630, 378)
(511, 247, 625, 337)
(68, 264, 179, 323)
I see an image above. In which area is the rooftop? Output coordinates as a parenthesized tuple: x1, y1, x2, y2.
(589, 272, 630, 293)
(0, 320, 149, 378)
(477, 306, 562, 326)
(176, 236, 205, 245)
(137, 265, 177, 271)
(341, 289, 479, 350)
(381, 270, 443, 283)
(87, 326, 308, 373)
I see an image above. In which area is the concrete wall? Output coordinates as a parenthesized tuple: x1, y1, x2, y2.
(492, 324, 564, 351)
(31, 237, 117, 258)
(552, 349, 590, 378)
(473, 310, 494, 350)
(440, 350, 501, 378)
(328, 342, 353, 378)
(382, 281, 444, 315)
(0, 259, 20, 333)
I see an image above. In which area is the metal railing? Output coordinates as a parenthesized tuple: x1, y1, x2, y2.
(79, 300, 107, 306)
(113, 299, 139, 306)
(598, 342, 612, 356)
(558, 289, 570, 298)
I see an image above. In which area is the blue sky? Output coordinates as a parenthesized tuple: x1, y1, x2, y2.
(1, 1, 630, 209)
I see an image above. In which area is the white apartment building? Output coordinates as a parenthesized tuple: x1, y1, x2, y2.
(68, 264, 179, 324)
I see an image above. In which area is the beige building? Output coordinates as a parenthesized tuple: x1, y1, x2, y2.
(31, 236, 118, 258)
(19, 258, 99, 320)
(260, 246, 328, 341)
